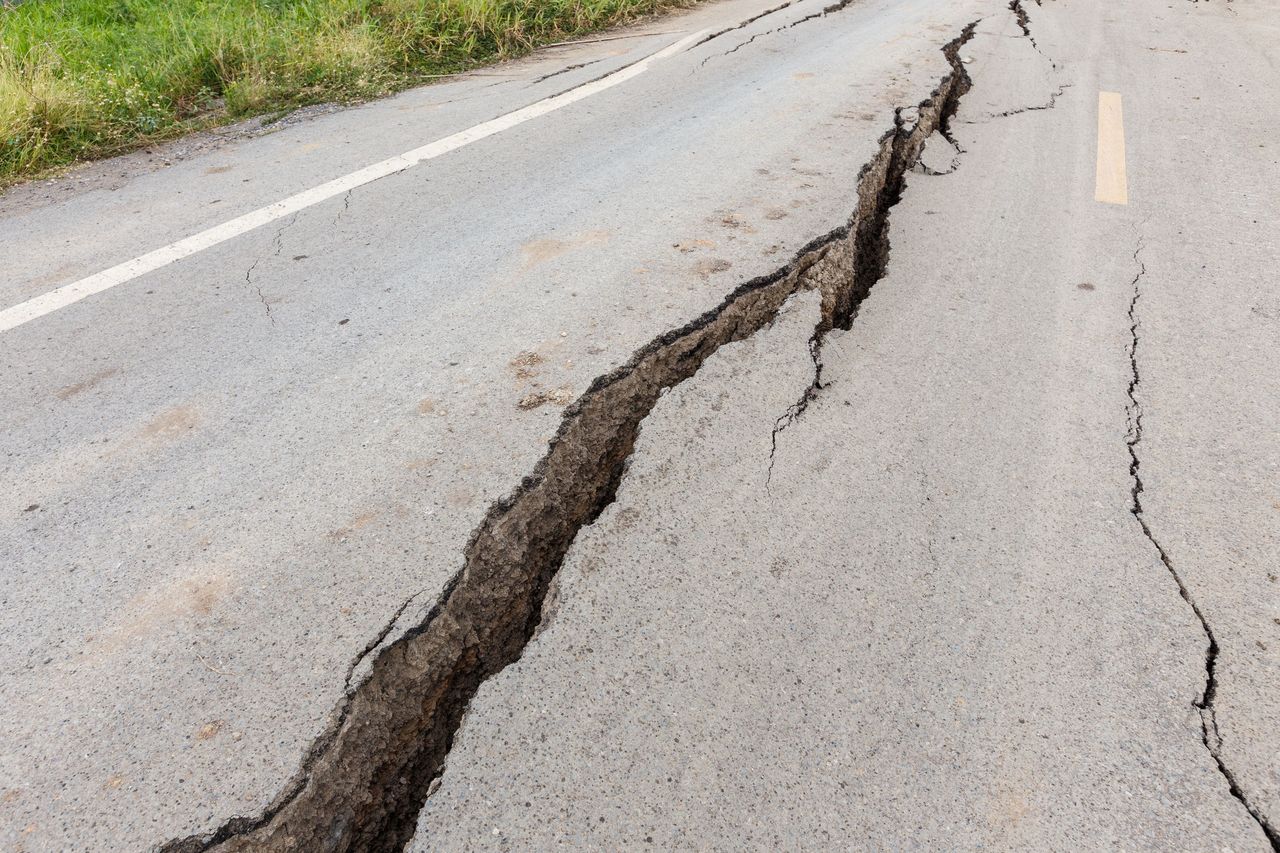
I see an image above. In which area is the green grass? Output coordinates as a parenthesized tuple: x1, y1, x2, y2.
(0, 0, 691, 185)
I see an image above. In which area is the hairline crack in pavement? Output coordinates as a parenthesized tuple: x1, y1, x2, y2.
(1124, 234, 1280, 850)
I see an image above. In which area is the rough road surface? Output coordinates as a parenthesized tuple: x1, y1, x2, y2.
(1, 0, 1277, 849)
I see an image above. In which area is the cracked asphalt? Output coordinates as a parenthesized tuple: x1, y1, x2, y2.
(1, 0, 1278, 849)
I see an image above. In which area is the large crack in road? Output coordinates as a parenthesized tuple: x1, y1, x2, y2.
(161, 21, 980, 853)
(769, 56, 972, 481)
(162, 5, 1280, 849)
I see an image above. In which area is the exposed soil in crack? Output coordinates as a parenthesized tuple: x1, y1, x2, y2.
(1124, 237, 1280, 850)
(161, 22, 979, 853)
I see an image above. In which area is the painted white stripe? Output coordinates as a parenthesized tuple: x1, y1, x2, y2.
(0, 29, 707, 334)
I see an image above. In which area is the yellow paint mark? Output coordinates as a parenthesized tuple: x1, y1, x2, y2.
(1095, 92, 1128, 205)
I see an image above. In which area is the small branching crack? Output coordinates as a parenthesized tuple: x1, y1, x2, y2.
(785, 0, 860, 32)
(700, 25, 783, 66)
(243, 213, 298, 326)
(334, 189, 353, 227)
(690, 1, 795, 50)
(699, 0, 859, 67)
(528, 57, 606, 85)
(1009, 0, 1037, 50)
(342, 589, 429, 693)
(1125, 236, 1280, 850)
(1008, 0, 1060, 66)
(967, 81, 1071, 122)
(767, 331, 825, 487)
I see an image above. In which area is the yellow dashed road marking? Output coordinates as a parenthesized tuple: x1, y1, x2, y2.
(1095, 91, 1128, 205)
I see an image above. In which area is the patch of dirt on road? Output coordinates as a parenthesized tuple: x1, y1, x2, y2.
(518, 386, 574, 410)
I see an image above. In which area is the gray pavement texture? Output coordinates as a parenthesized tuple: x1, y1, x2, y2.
(1, 0, 1278, 849)
(410, 3, 1280, 848)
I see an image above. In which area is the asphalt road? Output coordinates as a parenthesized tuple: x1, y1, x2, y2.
(1, 0, 1277, 849)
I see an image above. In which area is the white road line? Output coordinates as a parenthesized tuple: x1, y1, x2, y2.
(0, 29, 707, 334)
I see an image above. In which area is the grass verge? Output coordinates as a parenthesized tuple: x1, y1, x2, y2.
(0, 0, 693, 186)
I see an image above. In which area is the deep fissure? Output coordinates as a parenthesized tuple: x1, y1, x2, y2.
(769, 32, 974, 476)
(768, 0, 1059, 471)
(162, 22, 979, 853)
(1125, 239, 1280, 849)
